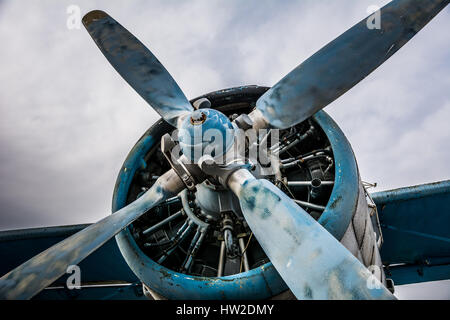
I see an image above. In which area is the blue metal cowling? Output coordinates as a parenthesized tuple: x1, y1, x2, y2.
(112, 86, 359, 299)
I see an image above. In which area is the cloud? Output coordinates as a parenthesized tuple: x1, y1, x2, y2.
(0, 0, 448, 223)
(395, 279, 450, 299)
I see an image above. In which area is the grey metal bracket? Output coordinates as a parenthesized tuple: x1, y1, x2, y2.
(198, 156, 252, 188)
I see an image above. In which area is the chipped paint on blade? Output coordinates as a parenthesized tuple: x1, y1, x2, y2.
(234, 175, 395, 300)
(256, 0, 449, 129)
(0, 170, 183, 300)
(82, 10, 193, 127)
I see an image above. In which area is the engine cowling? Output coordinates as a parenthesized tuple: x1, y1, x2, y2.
(112, 85, 387, 299)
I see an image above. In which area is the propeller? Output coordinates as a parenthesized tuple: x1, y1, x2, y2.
(1, 0, 447, 300)
(82, 10, 193, 127)
(0, 170, 184, 300)
(228, 169, 395, 299)
(254, 0, 449, 129)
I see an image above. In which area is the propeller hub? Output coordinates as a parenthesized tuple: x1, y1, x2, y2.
(178, 108, 235, 162)
(189, 110, 207, 125)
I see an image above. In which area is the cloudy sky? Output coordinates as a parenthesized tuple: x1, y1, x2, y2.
(0, 1, 448, 298)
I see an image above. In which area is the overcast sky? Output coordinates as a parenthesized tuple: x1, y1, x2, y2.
(0, 1, 448, 298)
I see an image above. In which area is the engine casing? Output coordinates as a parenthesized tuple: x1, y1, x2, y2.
(112, 86, 387, 299)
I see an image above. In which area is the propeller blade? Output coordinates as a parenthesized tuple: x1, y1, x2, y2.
(82, 10, 193, 127)
(0, 170, 183, 300)
(255, 0, 449, 129)
(228, 169, 396, 299)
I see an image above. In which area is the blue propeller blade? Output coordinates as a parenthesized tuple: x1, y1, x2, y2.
(229, 170, 396, 299)
(82, 10, 193, 127)
(0, 170, 183, 300)
(256, 0, 449, 129)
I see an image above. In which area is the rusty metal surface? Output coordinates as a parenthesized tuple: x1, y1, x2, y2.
(83, 10, 193, 127)
(0, 170, 184, 300)
(256, 0, 449, 129)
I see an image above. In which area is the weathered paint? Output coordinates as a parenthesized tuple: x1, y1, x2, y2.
(83, 10, 193, 127)
(256, 0, 449, 129)
(178, 108, 235, 161)
(230, 171, 395, 300)
(386, 258, 450, 286)
(0, 224, 138, 288)
(116, 228, 287, 299)
(112, 115, 287, 299)
(314, 111, 358, 241)
(372, 180, 450, 285)
(0, 170, 182, 300)
(112, 86, 362, 299)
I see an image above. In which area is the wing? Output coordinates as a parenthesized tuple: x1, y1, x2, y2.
(0, 224, 145, 300)
(372, 180, 450, 285)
